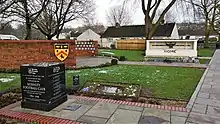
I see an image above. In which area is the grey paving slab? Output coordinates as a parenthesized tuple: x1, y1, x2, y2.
(139, 116, 170, 124)
(118, 61, 207, 68)
(76, 57, 112, 68)
(187, 112, 220, 124)
(142, 108, 170, 122)
(194, 97, 220, 107)
(53, 99, 76, 111)
(199, 87, 217, 94)
(118, 104, 144, 112)
(185, 122, 198, 124)
(171, 116, 186, 124)
(107, 109, 141, 124)
(211, 85, 220, 89)
(53, 103, 93, 120)
(85, 102, 119, 118)
(78, 115, 108, 124)
(192, 104, 207, 114)
(197, 93, 209, 99)
(209, 94, 220, 100)
(73, 99, 97, 106)
(204, 81, 220, 86)
(207, 106, 220, 117)
(201, 85, 212, 89)
(171, 111, 189, 117)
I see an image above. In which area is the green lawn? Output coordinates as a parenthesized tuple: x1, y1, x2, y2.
(198, 49, 215, 57)
(98, 49, 145, 61)
(0, 65, 204, 100)
(0, 74, 20, 91)
(199, 59, 211, 64)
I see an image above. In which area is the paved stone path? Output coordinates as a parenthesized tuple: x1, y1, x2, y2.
(186, 49, 220, 124)
(76, 56, 208, 68)
(118, 61, 208, 68)
(76, 57, 111, 68)
(1, 96, 189, 124)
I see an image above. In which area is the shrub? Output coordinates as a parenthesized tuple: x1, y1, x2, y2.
(111, 59, 118, 65)
(119, 56, 126, 61)
(216, 42, 220, 49)
(110, 44, 116, 49)
(208, 37, 218, 43)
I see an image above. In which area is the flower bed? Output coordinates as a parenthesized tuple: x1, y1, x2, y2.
(80, 81, 141, 100)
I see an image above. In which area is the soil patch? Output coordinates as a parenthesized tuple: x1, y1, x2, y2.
(0, 117, 26, 124)
(0, 88, 21, 109)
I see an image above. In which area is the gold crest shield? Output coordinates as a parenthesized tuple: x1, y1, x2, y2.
(54, 44, 69, 61)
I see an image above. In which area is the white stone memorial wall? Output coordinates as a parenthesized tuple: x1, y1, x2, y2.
(145, 40, 198, 57)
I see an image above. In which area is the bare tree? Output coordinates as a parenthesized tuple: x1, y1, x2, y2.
(83, 17, 106, 34)
(164, 10, 177, 23)
(0, 0, 18, 29)
(185, 0, 220, 44)
(0, 0, 16, 14)
(210, 3, 220, 41)
(106, 1, 133, 26)
(141, 0, 177, 39)
(34, 0, 95, 40)
(0, 23, 15, 34)
(154, 9, 177, 23)
(4, 0, 48, 39)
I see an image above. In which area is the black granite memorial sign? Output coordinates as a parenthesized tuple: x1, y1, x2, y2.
(20, 62, 67, 111)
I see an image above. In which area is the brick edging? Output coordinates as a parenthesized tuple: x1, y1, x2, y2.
(0, 110, 84, 124)
(70, 95, 189, 112)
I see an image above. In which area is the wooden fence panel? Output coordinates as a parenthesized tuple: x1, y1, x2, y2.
(116, 39, 146, 50)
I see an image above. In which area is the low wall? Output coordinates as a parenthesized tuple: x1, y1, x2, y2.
(145, 40, 198, 58)
(0, 40, 98, 70)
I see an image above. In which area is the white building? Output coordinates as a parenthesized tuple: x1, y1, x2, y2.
(0, 34, 19, 40)
(101, 23, 180, 48)
(70, 29, 101, 46)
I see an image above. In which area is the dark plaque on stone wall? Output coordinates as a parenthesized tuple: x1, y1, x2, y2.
(20, 62, 67, 111)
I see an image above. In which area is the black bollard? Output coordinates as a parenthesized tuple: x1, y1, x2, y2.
(72, 75, 80, 92)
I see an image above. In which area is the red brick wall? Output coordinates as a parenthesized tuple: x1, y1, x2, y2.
(0, 40, 98, 70)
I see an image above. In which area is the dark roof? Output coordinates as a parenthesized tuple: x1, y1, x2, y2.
(177, 23, 218, 36)
(101, 23, 175, 38)
(178, 29, 218, 36)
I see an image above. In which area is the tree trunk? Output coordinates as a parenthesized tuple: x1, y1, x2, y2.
(25, 23, 32, 40)
(218, 34, 220, 42)
(47, 35, 53, 40)
(204, 17, 210, 48)
(56, 33, 59, 39)
(145, 15, 153, 40)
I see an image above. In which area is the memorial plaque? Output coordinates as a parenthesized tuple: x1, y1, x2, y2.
(20, 62, 67, 111)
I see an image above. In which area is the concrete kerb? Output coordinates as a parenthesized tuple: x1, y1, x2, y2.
(186, 67, 209, 109)
(186, 50, 216, 109)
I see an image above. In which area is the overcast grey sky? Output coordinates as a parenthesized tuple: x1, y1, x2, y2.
(69, 0, 145, 28)
(68, 0, 193, 28)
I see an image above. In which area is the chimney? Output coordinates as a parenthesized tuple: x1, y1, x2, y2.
(115, 22, 120, 28)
